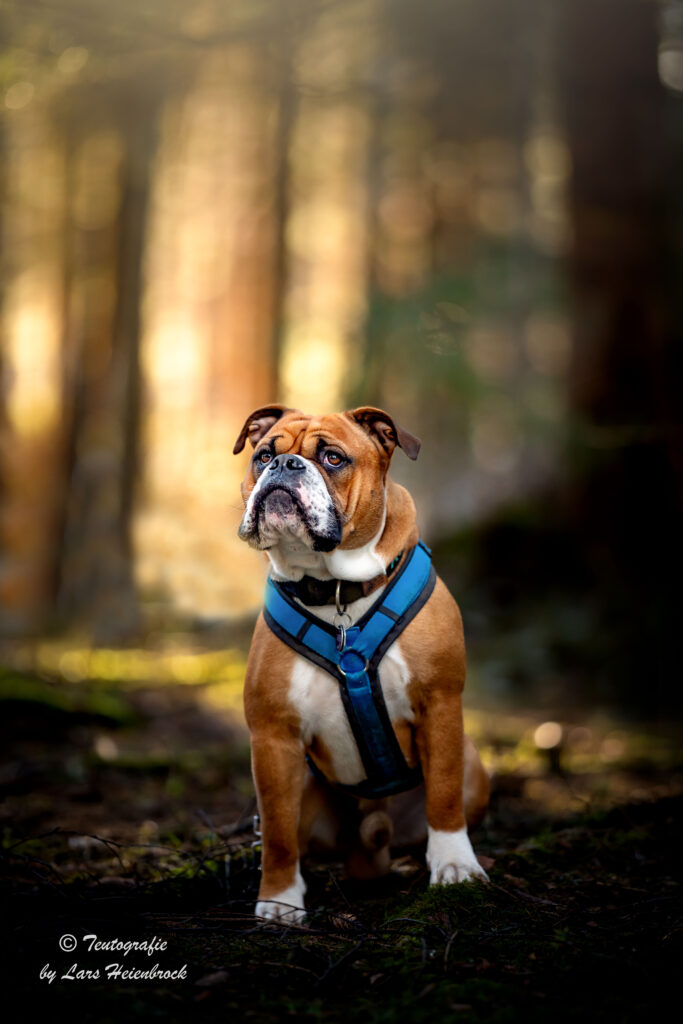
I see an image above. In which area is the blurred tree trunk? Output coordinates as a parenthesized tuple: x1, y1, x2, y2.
(269, 33, 297, 388)
(57, 85, 161, 642)
(558, 0, 683, 708)
(0, 110, 67, 634)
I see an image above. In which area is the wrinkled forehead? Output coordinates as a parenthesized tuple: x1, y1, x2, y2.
(265, 412, 372, 456)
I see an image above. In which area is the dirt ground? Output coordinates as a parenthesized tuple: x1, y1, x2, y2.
(1, 662, 681, 1022)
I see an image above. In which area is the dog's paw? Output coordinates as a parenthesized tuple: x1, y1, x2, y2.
(255, 899, 307, 924)
(255, 871, 307, 924)
(426, 826, 489, 886)
(429, 860, 488, 885)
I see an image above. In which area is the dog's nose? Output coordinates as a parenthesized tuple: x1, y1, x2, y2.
(269, 454, 305, 475)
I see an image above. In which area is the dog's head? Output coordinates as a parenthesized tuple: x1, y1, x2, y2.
(233, 405, 420, 581)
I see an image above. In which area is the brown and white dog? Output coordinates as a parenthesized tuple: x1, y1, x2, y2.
(234, 404, 489, 922)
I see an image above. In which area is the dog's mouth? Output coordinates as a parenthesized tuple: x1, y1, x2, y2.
(238, 483, 310, 547)
(238, 475, 344, 553)
(259, 487, 302, 522)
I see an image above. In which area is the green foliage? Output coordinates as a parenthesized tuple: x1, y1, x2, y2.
(0, 667, 137, 725)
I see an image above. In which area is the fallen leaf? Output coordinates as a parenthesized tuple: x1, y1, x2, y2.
(195, 970, 228, 988)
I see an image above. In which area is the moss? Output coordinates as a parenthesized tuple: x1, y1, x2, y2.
(0, 668, 137, 724)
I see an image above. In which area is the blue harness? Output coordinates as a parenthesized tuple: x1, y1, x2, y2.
(263, 541, 435, 799)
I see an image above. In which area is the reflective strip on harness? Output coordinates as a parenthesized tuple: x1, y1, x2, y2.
(263, 541, 435, 798)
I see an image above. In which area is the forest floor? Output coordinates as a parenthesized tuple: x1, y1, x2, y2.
(0, 649, 681, 1023)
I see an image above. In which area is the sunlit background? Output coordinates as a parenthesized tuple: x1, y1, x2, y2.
(1, 0, 682, 798)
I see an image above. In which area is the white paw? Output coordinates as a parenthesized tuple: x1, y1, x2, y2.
(426, 826, 489, 886)
(255, 870, 307, 923)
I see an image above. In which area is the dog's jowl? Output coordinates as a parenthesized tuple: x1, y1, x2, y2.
(234, 405, 489, 922)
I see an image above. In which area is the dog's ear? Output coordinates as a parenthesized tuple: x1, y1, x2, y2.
(233, 404, 294, 454)
(348, 406, 421, 461)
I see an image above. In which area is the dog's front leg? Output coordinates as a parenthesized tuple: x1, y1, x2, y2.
(416, 690, 488, 885)
(251, 731, 307, 922)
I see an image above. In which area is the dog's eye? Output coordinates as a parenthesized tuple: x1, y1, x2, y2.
(322, 450, 345, 468)
(256, 450, 272, 466)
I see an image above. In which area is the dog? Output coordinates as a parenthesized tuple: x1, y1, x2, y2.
(233, 404, 489, 922)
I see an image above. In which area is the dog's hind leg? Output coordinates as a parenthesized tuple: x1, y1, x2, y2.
(463, 734, 490, 830)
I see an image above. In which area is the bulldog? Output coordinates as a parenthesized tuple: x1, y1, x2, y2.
(233, 405, 489, 922)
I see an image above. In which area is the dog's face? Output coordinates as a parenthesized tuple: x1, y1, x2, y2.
(233, 406, 420, 577)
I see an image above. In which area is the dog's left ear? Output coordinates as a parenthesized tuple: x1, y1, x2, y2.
(233, 404, 294, 454)
(348, 406, 421, 461)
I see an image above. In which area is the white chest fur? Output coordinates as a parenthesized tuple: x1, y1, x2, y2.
(288, 638, 414, 786)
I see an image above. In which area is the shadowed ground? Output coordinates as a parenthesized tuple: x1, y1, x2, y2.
(0, 657, 680, 1023)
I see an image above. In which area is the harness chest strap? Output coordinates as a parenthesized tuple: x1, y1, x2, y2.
(263, 541, 436, 799)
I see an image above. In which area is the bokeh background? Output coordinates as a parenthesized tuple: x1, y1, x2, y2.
(1, 7, 682, 1019)
(1, 0, 682, 838)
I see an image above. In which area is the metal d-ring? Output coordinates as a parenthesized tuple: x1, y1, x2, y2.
(334, 579, 346, 617)
(337, 650, 370, 678)
(333, 580, 352, 652)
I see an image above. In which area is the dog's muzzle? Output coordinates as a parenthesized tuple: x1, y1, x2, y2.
(239, 453, 343, 551)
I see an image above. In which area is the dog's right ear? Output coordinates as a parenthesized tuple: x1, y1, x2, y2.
(232, 404, 293, 454)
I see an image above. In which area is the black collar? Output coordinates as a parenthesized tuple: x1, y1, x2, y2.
(279, 551, 404, 608)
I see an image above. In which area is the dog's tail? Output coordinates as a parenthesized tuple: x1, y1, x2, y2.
(359, 810, 393, 852)
(347, 810, 394, 880)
